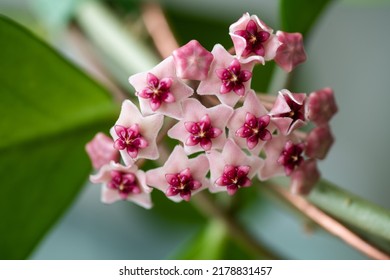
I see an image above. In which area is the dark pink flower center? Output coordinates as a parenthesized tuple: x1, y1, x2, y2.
(215, 59, 252, 96)
(113, 124, 148, 158)
(277, 140, 305, 176)
(165, 168, 202, 201)
(234, 19, 270, 57)
(184, 114, 222, 151)
(139, 73, 175, 111)
(108, 170, 141, 199)
(236, 113, 272, 149)
(215, 165, 251, 195)
(273, 93, 305, 129)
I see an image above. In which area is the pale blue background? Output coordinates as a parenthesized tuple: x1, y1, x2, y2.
(1, 0, 389, 259)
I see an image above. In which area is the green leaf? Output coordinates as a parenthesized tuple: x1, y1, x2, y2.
(280, 0, 333, 36)
(0, 15, 117, 259)
(171, 220, 256, 260)
(309, 179, 390, 242)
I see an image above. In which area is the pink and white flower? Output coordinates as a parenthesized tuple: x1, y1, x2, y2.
(110, 100, 163, 165)
(269, 89, 307, 135)
(207, 140, 263, 195)
(85, 133, 119, 169)
(172, 40, 214, 81)
(229, 13, 280, 64)
(129, 56, 193, 119)
(90, 161, 152, 208)
(146, 145, 210, 202)
(197, 44, 254, 107)
(259, 134, 303, 180)
(227, 90, 274, 155)
(167, 98, 233, 154)
(274, 31, 307, 72)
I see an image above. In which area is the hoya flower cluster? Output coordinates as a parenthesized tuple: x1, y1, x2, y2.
(86, 13, 337, 209)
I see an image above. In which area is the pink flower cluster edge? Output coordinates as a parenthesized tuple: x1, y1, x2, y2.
(86, 13, 338, 209)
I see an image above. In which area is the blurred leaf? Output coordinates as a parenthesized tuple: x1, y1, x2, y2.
(0, 15, 117, 259)
(172, 220, 256, 260)
(280, 0, 333, 36)
(309, 179, 390, 242)
(151, 191, 205, 224)
(30, 0, 80, 35)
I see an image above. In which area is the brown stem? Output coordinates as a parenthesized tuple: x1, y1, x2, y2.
(193, 192, 280, 259)
(267, 184, 390, 260)
(258, 93, 277, 103)
(66, 24, 129, 103)
(141, 3, 179, 58)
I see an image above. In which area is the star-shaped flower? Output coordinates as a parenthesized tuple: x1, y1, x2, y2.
(306, 87, 338, 125)
(227, 90, 274, 155)
(259, 134, 302, 180)
(274, 31, 307, 72)
(167, 98, 233, 154)
(172, 40, 214, 80)
(269, 89, 307, 135)
(85, 133, 119, 169)
(90, 161, 153, 208)
(207, 140, 263, 195)
(110, 100, 163, 165)
(229, 13, 281, 64)
(197, 44, 254, 107)
(146, 145, 210, 202)
(129, 56, 193, 119)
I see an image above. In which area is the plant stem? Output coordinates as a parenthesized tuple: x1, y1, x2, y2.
(193, 192, 280, 259)
(309, 179, 390, 242)
(141, 3, 179, 59)
(74, 0, 159, 89)
(266, 183, 390, 259)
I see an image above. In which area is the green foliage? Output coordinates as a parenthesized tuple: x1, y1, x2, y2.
(0, 15, 117, 259)
(280, 0, 333, 36)
(172, 220, 256, 260)
(309, 179, 390, 242)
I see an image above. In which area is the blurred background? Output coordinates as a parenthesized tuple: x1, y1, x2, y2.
(1, 0, 390, 259)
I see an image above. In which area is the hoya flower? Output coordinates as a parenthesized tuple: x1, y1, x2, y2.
(290, 159, 320, 195)
(146, 145, 210, 202)
(172, 40, 214, 80)
(197, 44, 254, 107)
(269, 89, 307, 135)
(168, 98, 233, 154)
(305, 125, 334, 160)
(306, 87, 338, 125)
(229, 12, 280, 64)
(278, 140, 306, 176)
(85, 132, 119, 169)
(207, 139, 263, 195)
(259, 134, 302, 180)
(90, 161, 152, 208)
(274, 31, 307, 72)
(110, 100, 163, 165)
(129, 56, 193, 119)
(227, 90, 274, 155)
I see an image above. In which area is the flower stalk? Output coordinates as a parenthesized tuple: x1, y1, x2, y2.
(266, 181, 390, 259)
